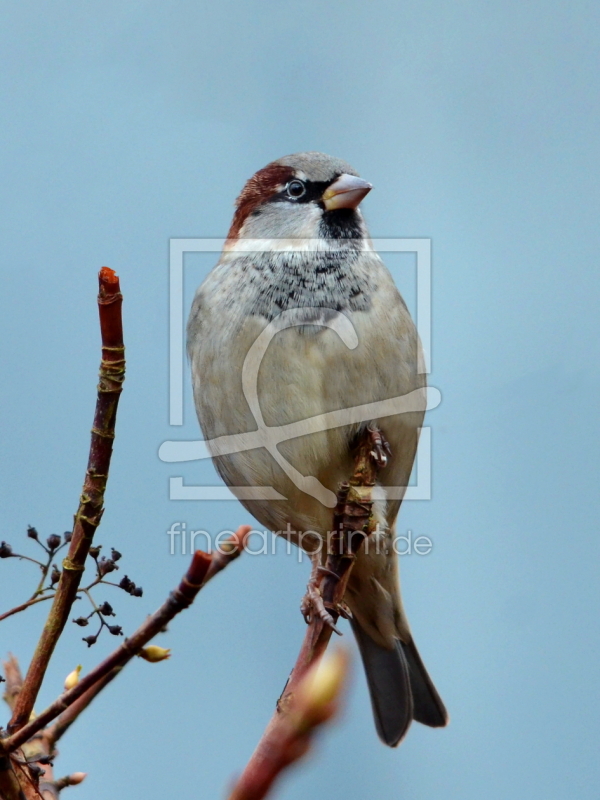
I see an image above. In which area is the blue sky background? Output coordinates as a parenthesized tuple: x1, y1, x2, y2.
(1, 2, 599, 798)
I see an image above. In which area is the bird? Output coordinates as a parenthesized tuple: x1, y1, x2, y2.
(187, 151, 448, 746)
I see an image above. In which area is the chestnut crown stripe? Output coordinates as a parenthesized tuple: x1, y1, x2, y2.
(228, 164, 294, 240)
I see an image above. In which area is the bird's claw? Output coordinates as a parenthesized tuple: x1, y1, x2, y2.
(316, 565, 339, 581)
(335, 601, 353, 621)
(301, 584, 342, 635)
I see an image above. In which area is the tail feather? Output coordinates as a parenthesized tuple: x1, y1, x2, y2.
(351, 619, 448, 746)
(351, 619, 413, 746)
(401, 637, 448, 728)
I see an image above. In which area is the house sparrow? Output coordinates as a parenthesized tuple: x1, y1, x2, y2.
(187, 152, 448, 746)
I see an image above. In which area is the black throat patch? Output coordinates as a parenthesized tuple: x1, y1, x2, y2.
(230, 242, 375, 322)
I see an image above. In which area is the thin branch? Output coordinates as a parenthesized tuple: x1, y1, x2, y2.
(1, 655, 48, 800)
(2, 662, 60, 800)
(29, 543, 67, 601)
(229, 650, 350, 800)
(229, 431, 381, 799)
(9, 268, 125, 734)
(9, 554, 45, 569)
(0, 595, 54, 624)
(2, 526, 252, 753)
(45, 670, 118, 746)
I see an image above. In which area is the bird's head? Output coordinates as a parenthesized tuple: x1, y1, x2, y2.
(225, 152, 372, 247)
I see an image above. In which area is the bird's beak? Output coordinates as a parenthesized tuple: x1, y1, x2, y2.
(322, 173, 372, 211)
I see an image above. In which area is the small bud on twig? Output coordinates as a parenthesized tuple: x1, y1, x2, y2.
(107, 624, 123, 636)
(64, 665, 82, 691)
(98, 601, 115, 616)
(138, 646, 171, 663)
(82, 634, 98, 647)
(73, 616, 89, 627)
(227, 649, 350, 800)
(295, 649, 348, 726)
(27, 526, 39, 540)
(46, 534, 62, 551)
(55, 772, 87, 790)
(110, 548, 122, 561)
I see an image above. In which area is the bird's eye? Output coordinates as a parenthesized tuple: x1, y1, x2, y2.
(286, 180, 306, 199)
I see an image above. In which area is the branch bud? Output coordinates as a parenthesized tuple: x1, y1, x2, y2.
(138, 646, 172, 663)
(64, 665, 82, 691)
(294, 649, 349, 728)
(56, 772, 87, 790)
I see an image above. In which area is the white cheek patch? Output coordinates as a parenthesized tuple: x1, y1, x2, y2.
(227, 203, 330, 254)
(224, 237, 327, 256)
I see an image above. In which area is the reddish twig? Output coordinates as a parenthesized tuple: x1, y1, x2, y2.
(45, 670, 118, 746)
(229, 649, 350, 800)
(43, 525, 255, 747)
(229, 433, 380, 799)
(9, 268, 125, 734)
(1, 655, 52, 800)
(2, 526, 252, 754)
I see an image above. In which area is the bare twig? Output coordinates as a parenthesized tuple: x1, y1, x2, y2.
(42, 528, 254, 747)
(1, 655, 49, 800)
(27, 540, 68, 603)
(2, 526, 252, 754)
(229, 650, 350, 800)
(10, 268, 125, 734)
(0, 534, 69, 624)
(45, 670, 118, 746)
(0, 595, 54, 624)
(229, 432, 380, 799)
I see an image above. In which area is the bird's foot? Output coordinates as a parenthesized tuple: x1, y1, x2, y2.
(335, 600, 353, 621)
(367, 423, 392, 468)
(301, 570, 343, 635)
